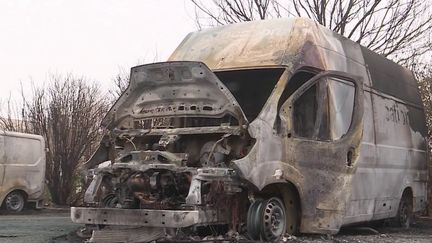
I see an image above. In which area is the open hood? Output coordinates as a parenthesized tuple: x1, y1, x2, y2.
(102, 61, 247, 129)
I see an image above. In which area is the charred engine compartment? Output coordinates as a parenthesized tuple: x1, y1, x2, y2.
(74, 62, 293, 242)
(84, 127, 254, 216)
(98, 167, 191, 210)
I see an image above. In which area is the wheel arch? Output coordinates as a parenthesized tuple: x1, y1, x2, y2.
(401, 186, 414, 205)
(393, 186, 414, 227)
(259, 181, 302, 234)
(1, 188, 28, 207)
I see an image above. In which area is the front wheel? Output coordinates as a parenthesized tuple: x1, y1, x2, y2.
(4, 191, 26, 212)
(247, 197, 287, 242)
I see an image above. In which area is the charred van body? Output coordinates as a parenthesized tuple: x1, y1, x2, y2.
(71, 18, 428, 242)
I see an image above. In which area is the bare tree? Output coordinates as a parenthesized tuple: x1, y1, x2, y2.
(0, 93, 30, 133)
(110, 52, 163, 101)
(415, 63, 432, 135)
(191, 0, 432, 65)
(110, 68, 130, 100)
(414, 63, 432, 214)
(21, 75, 109, 205)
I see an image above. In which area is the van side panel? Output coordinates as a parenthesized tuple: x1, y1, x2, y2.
(0, 135, 5, 187)
(0, 131, 46, 204)
(343, 89, 377, 224)
(371, 92, 428, 218)
(361, 47, 428, 217)
(343, 47, 428, 225)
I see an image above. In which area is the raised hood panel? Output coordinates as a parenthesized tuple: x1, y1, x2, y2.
(102, 61, 247, 129)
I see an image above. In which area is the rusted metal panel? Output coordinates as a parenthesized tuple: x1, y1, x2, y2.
(71, 207, 225, 227)
(101, 61, 247, 129)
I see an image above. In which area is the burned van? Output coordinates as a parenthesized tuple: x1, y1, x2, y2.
(0, 130, 46, 212)
(71, 18, 428, 242)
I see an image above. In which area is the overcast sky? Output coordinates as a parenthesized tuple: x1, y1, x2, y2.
(0, 0, 197, 103)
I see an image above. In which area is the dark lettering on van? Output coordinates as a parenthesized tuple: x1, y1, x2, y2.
(385, 103, 408, 125)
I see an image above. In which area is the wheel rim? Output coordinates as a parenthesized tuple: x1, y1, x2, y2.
(6, 193, 24, 211)
(261, 198, 286, 241)
(247, 197, 287, 241)
(399, 201, 410, 226)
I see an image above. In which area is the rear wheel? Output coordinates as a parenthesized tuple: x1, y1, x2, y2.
(4, 191, 26, 212)
(395, 193, 413, 228)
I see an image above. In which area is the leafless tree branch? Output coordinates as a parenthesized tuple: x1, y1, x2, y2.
(190, 0, 432, 64)
(0, 74, 109, 205)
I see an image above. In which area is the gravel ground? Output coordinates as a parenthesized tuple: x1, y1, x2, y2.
(0, 209, 431, 243)
(0, 209, 81, 243)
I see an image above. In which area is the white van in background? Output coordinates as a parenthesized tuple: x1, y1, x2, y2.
(0, 130, 46, 212)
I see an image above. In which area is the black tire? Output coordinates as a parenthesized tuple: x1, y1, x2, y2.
(395, 194, 412, 228)
(4, 191, 26, 212)
(247, 197, 286, 242)
(247, 199, 264, 240)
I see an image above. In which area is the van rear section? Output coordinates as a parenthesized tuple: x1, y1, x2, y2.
(0, 131, 46, 212)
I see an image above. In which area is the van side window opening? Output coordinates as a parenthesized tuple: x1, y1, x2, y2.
(3, 137, 41, 164)
(293, 76, 355, 141)
(293, 84, 318, 138)
(215, 68, 285, 121)
(327, 78, 355, 140)
(278, 71, 317, 110)
(276, 70, 316, 132)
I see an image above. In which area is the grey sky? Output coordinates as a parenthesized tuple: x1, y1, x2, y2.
(0, 0, 197, 102)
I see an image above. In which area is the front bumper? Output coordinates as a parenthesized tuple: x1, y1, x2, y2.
(71, 207, 226, 228)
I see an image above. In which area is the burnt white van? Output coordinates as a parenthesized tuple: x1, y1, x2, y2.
(72, 18, 428, 242)
(0, 130, 46, 212)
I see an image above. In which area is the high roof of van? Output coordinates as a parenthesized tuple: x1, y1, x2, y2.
(0, 130, 44, 140)
(168, 17, 364, 70)
(168, 17, 421, 106)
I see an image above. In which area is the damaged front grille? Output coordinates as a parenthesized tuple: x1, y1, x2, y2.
(133, 115, 239, 130)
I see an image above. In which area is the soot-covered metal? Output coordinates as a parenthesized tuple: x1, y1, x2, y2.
(71, 18, 428, 242)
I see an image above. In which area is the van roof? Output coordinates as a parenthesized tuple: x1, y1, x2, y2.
(168, 17, 364, 70)
(0, 130, 44, 140)
(168, 17, 421, 106)
(361, 46, 421, 105)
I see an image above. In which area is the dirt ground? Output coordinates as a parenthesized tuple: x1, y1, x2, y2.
(0, 209, 431, 243)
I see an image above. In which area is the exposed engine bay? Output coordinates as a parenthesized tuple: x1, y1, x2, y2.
(72, 61, 289, 242)
(85, 130, 253, 212)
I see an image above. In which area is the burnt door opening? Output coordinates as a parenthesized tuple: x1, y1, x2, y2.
(280, 71, 363, 232)
(281, 72, 356, 141)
